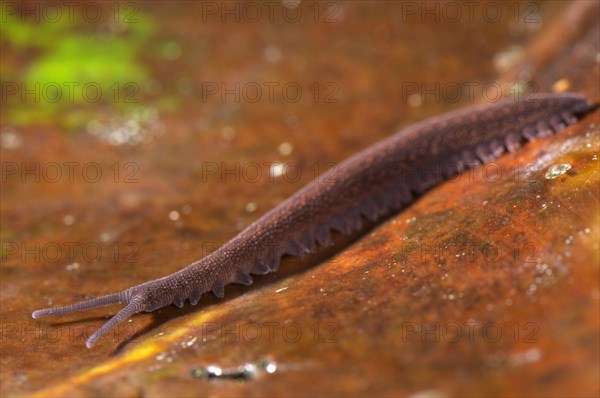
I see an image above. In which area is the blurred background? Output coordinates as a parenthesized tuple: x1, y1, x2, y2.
(1, 1, 598, 396)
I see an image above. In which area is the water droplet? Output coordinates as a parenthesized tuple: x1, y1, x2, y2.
(87, 107, 164, 146)
(545, 163, 571, 179)
(278, 142, 293, 156)
(206, 365, 222, 376)
(183, 336, 197, 348)
(0, 128, 23, 149)
(509, 348, 542, 366)
(493, 45, 524, 72)
(65, 262, 80, 272)
(263, 45, 282, 63)
(536, 263, 548, 272)
(156, 352, 167, 361)
(263, 360, 277, 374)
(270, 162, 284, 178)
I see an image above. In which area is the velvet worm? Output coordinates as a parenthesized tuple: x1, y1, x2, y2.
(32, 92, 597, 348)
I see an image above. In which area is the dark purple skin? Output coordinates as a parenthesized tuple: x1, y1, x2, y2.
(32, 92, 596, 348)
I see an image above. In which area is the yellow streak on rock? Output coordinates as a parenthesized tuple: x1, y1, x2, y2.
(31, 308, 223, 397)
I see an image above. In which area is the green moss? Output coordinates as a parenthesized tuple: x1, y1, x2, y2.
(26, 35, 147, 91)
(1, 10, 156, 130)
(0, 13, 72, 49)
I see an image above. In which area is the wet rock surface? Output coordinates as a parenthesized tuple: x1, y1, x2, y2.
(1, 1, 598, 396)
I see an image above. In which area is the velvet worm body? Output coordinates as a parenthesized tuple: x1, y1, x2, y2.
(32, 92, 597, 348)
